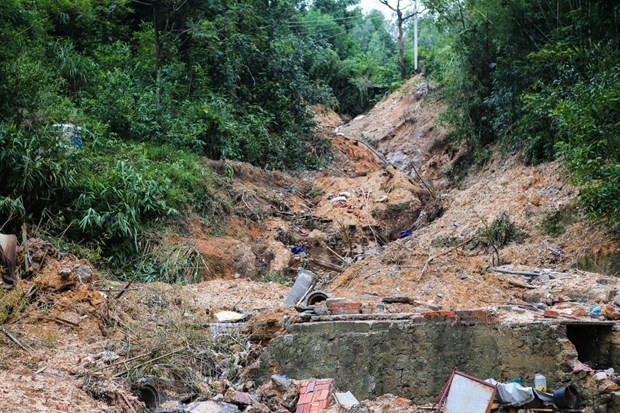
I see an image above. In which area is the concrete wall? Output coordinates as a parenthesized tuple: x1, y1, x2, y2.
(255, 320, 572, 402)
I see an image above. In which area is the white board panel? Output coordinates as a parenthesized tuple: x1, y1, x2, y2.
(445, 373, 495, 413)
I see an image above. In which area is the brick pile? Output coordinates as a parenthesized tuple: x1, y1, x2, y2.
(324, 299, 498, 325)
(295, 378, 333, 413)
(326, 300, 361, 315)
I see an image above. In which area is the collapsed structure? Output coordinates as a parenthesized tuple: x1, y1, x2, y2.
(0, 77, 618, 412)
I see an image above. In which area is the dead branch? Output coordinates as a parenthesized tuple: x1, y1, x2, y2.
(112, 346, 187, 378)
(491, 267, 542, 278)
(0, 327, 32, 353)
(418, 236, 475, 281)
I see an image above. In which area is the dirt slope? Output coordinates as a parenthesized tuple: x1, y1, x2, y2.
(0, 75, 618, 411)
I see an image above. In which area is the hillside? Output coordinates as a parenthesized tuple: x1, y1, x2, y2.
(0, 76, 618, 412)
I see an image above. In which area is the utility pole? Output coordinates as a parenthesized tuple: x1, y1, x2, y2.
(378, 0, 423, 80)
(413, 0, 418, 71)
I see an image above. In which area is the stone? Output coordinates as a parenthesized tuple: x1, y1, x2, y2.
(536, 274, 550, 283)
(588, 287, 617, 303)
(599, 380, 619, 393)
(601, 304, 620, 320)
(215, 311, 248, 323)
(230, 391, 254, 406)
(614, 295, 620, 307)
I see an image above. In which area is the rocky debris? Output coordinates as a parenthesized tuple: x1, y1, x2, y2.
(215, 311, 250, 323)
(185, 401, 241, 413)
(255, 374, 300, 411)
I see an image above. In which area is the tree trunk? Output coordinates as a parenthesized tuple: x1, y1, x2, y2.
(153, 6, 162, 109)
(397, 10, 406, 81)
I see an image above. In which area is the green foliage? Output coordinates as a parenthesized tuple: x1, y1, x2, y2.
(423, 0, 620, 228)
(477, 212, 526, 249)
(258, 271, 289, 285)
(0, 0, 407, 279)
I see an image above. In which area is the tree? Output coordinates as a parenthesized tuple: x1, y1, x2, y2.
(378, 0, 423, 80)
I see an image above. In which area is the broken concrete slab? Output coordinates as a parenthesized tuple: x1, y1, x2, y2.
(334, 391, 359, 408)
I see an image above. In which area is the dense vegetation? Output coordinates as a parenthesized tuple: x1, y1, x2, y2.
(1, 0, 617, 280)
(0, 0, 404, 276)
(421, 0, 619, 228)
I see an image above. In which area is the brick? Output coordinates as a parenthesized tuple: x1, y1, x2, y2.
(299, 393, 312, 404)
(446, 315, 458, 321)
(314, 383, 330, 391)
(319, 399, 329, 409)
(472, 309, 486, 316)
(300, 386, 307, 394)
(296, 406, 304, 413)
(317, 390, 329, 401)
(303, 404, 311, 413)
(310, 402, 320, 412)
(544, 309, 559, 318)
(395, 397, 411, 405)
(307, 381, 315, 392)
(317, 378, 333, 385)
(440, 311, 456, 316)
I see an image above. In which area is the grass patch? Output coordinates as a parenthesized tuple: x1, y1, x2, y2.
(258, 271, 289, 284)
(540, 206, 577, 237)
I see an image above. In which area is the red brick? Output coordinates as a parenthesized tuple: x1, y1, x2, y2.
(303, 404, 311, 413)
(446, 315, 458, 321)
(315, 383, 330, 391)
(296, 406, 304, 413)
(395, 397, 411, 405)
(424, 311, 439, 317)
(317, 390, 329, 401)
(440, 311, 456, 316)
(544, 309, 559, 318)
(319, 399, 329, 409)
(300, 386, 307, 394)
(472, 309, 486, 316)
(299, 393, 312, 404)
(310, 402, 320, 413)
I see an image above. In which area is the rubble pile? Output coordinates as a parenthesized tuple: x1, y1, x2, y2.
(0, 75, 618, 412)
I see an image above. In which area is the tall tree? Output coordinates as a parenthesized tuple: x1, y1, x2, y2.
(378, 0, 423, 80)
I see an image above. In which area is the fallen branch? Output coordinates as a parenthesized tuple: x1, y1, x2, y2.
(49, 316, 79, 328)
(89, 351, 151, 373)
(325, 246, 348, 265)
(114, 279, 134, 300)
(491, 267, 542, 277)
(309, 258, 343, 273)
(112, 346, 187, 378)
(0, 327, 32, 353)
(507, 279, 535, 289)
(120, 393, 138, 413)
(418, 237, 474, 281)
